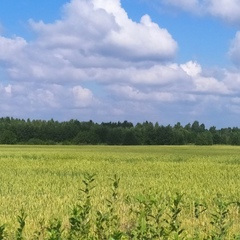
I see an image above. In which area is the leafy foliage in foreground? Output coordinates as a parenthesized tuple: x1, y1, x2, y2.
(1, 174, 240, 239)
(1, 116, 240, 145)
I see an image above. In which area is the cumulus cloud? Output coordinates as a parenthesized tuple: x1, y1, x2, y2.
(0, 0, 177, 82)
(105, 60, 231, 108)
(72, 86, 96, 107)
(180, 61, 231, 94)
(29, 0, 177, 62)
(206, 0, 240, 23)
(0, 0, 181, 121)
(180, 61, 201, 77)
(0, 0, 240, 125)
(161, 0, 240, 24)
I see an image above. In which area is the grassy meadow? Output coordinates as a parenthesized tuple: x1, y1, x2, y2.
(1, 145, 240, 239)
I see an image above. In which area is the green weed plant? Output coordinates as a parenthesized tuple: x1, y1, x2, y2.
(0, 174, 240, 239)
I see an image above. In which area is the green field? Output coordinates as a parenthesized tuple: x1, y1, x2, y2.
(1, 145, 240, 239)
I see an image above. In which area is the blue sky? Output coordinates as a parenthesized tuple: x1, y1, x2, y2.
(1, 0, 240, 127)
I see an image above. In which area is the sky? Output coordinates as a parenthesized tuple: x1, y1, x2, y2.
(1, 0, 240, 128)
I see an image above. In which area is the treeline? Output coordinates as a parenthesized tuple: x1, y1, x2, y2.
(0, 117, 240, 145)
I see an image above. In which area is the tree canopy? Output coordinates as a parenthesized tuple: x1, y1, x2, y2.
(0, 117, 239, 145)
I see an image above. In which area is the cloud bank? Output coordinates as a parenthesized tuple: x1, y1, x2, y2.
(0, 0, 240, 126)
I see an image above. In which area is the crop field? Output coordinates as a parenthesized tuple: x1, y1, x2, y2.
(1, 145, 240, 239)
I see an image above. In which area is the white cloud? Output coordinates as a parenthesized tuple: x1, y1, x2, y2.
(222, 70, 240, 91)
(207, 0, 240, 23)
(180, 61, 201, 77)
(0, 0, 177, 85)
(29, 89, 58, 108)
(72, 86, 96, 107)
(194, 76, 230, 94)
(0, 0, 240, 125)
(89, 63, 189, 87)
(0, 82, 98, 121)
(108, 81, 195, 103)
(161, 0, 240, 24)
(129, 64, 189, 86)
(0, 36, 27, 62)
(29, 0, 177, 62)
(180, 61, 231, 94)
(229, 31, 240, 67)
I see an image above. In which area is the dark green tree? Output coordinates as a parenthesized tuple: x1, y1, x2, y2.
(195, 131, 213, 145)
(0, 130, 17, 144)
(123, 129, 139, 145)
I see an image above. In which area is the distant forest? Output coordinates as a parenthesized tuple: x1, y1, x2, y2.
(0, 117, 240, 145)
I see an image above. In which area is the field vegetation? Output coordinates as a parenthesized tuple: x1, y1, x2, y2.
(0, 145, 240, 239)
